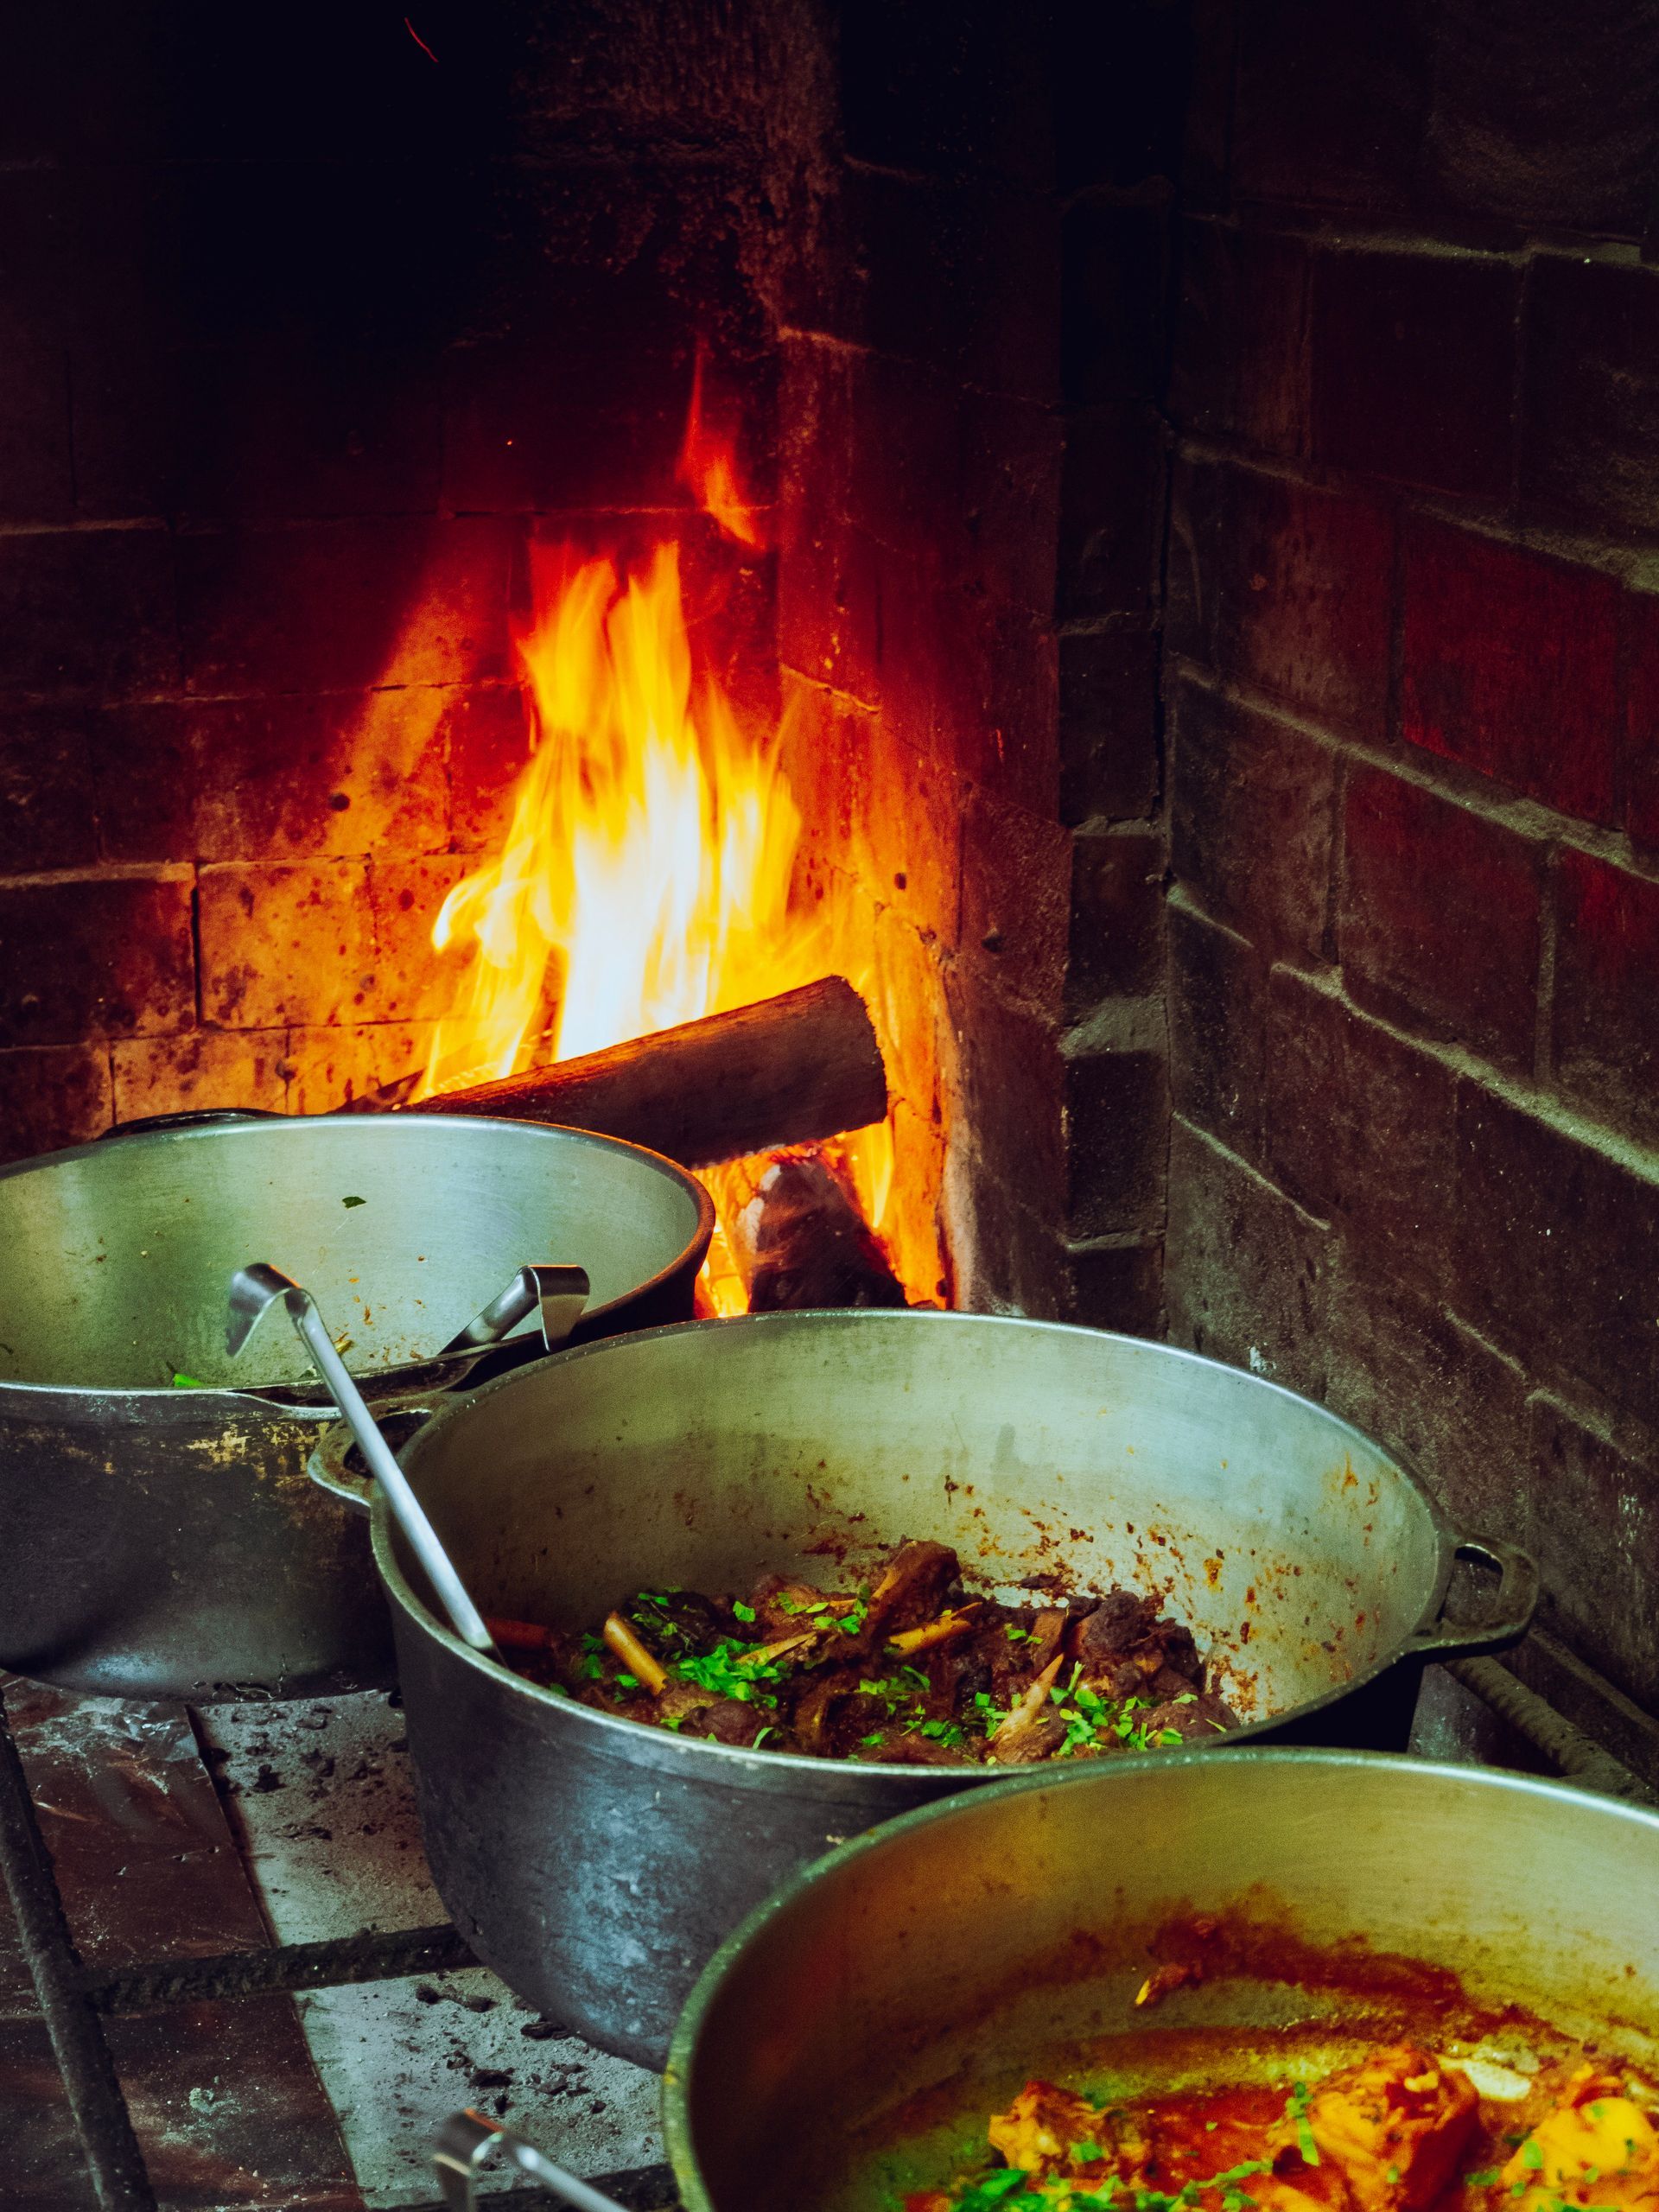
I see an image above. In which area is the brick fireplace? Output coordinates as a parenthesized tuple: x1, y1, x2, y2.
(3, 1, 1658, 1732)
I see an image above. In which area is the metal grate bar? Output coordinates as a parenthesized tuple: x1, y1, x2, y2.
(0, 1684, 157, 2212)
(86, 1919, 478, 2014)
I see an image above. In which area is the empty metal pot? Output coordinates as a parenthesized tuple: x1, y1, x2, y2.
(327, 1310, 1536, 2065)
(0, 1114, 712, 1700)
(665, 1751, 1659, 2210)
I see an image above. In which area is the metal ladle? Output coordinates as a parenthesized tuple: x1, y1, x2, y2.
(435, 2110, 627, 2212)
(227, 1264, 508, 1661)
(438, 1262, 591, 1357)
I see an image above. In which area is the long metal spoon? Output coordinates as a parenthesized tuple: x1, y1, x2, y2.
(227, 1264, 500, 1662)
(435, 2110, 627, 2212)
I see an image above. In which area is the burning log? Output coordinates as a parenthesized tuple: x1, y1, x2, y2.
(394, 976, 887, 1171)
(724, 1146, 907, 1312)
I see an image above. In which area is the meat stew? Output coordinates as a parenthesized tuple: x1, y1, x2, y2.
(486, 1537, 1241, 1764)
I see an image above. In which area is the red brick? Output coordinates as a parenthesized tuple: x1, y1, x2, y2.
(1058, 624, 1159, 826)
(1067, 824, 1166, 1009)
(1167, 459, 1394, 741)
(171, 341, 441, 521)
(1170, 219, 1310, 458)
(1058, 403, 1165, 620)
(1166, 1116, 1332, 1401)
(1528, 1394, 1659, 1709)
(178, 516, 512, 696)
(111, 1030, 288, 1122)
(198, 861, 373, 1030)
(0, 869, 194, 1046)
(0, 525, 175, 698)
(961, 791, 1071, 1015)
(944, 1157, 1065, 1320)
(0, 1042, 111, 1161)
(1428, 10, 1659, 237)
(1169, 674, 1337, 959)
(1552, 846, 1659, 1148)
(1059, 1234, 1165, 1338)
(1168, 893, 1268, 1168)
(1618, 583, 1659, 853)
(1065, 1040, 1169, 1238)
(0, 711, 98, 870)
(868, 906, 945, 1127)
(1324, 1264, 1531, 1540)
(95, 690, 452, 867)
(283, 1021, 435, 1115)
(1266, 965, 1459, 1275)
(1062, 200, 1169, 406)
(1400, 518, 1618, 825)
(1309, 246, 1516, 499)
(0, 339, 72, 522)
(1340, 766, 1541, 1073)
(843, 353, 1061, 617)
(366, 855, 473, 1024)
(446, 685, 533, 855)
(842, 0, 1054, 189)
(790, 168, 1060, 405)
(1520, 257, 1659, 535)
(944, 967, 1066, 1230)
(1233, 0, 1427, 214)
(1455, 1081, 1659, 1431)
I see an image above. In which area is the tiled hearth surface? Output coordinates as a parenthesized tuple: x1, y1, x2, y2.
(0, 1679, 672, 2212)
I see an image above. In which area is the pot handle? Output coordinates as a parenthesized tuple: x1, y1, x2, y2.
(99, 1108, 282, 1138)
(306, 1399, 440, 1515)
(1408, 1535, 1540, 1660)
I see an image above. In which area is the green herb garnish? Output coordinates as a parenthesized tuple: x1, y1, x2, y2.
(341, 1195, 367, 1208)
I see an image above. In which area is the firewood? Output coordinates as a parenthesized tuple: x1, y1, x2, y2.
(725, 1146, 906, 1311)
(387, 976, 887, 1169)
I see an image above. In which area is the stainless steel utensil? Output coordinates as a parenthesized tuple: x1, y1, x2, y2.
(0, 1113, 713, 1700)
(229, 1264, 499, 1658)
(439, 1264, 591, 1357)
(435, 2111, 627, 2212)
(318, 1308, 1537, 2066)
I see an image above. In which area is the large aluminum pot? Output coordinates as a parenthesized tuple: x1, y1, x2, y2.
(327, 1309, 1536, 2065)
(664, 1751, 1659, 2211)
(0, 1113, 712, 1701)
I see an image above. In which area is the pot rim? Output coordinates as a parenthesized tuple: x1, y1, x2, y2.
(372, 1309, 1484, 1784)
(657, 1745, 1659, 2210)
(0, 1112, 715, 1405)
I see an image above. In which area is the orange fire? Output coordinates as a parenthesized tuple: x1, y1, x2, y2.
(413, 376, 913, 1310)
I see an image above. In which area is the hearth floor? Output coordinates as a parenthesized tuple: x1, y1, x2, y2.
(0, 1677, 669, 2212)
(3, 1657, 1606, 2211)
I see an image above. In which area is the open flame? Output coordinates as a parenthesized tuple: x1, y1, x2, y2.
(413, 369, 910, 1309)
(414, 537, 819, 1093)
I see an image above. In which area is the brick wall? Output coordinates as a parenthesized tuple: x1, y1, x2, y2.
(0, 0, 822, 1157)
(1162, 0, 1659, 1713)
(772, 3, 1181, 1316)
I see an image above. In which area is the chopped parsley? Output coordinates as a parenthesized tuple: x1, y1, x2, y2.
(732, 1600, 757, 1624)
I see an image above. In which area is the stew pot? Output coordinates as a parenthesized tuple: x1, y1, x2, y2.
(0, 1113, 712, 1700)
(665, 1750, 1659, 2211)
(318, 1308, 1537, 2065)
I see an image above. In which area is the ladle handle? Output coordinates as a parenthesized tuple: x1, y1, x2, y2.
(289, 1305, 500, 1661)
(435, 2110, 629, 2212)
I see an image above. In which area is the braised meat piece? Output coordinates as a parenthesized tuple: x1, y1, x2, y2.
(1139, 1688, 1241, 1741)
(496, 1538, 1237, 1767)
(1502, 2067, 1659, 2212)
(1266, 2045, 1479, 2212)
